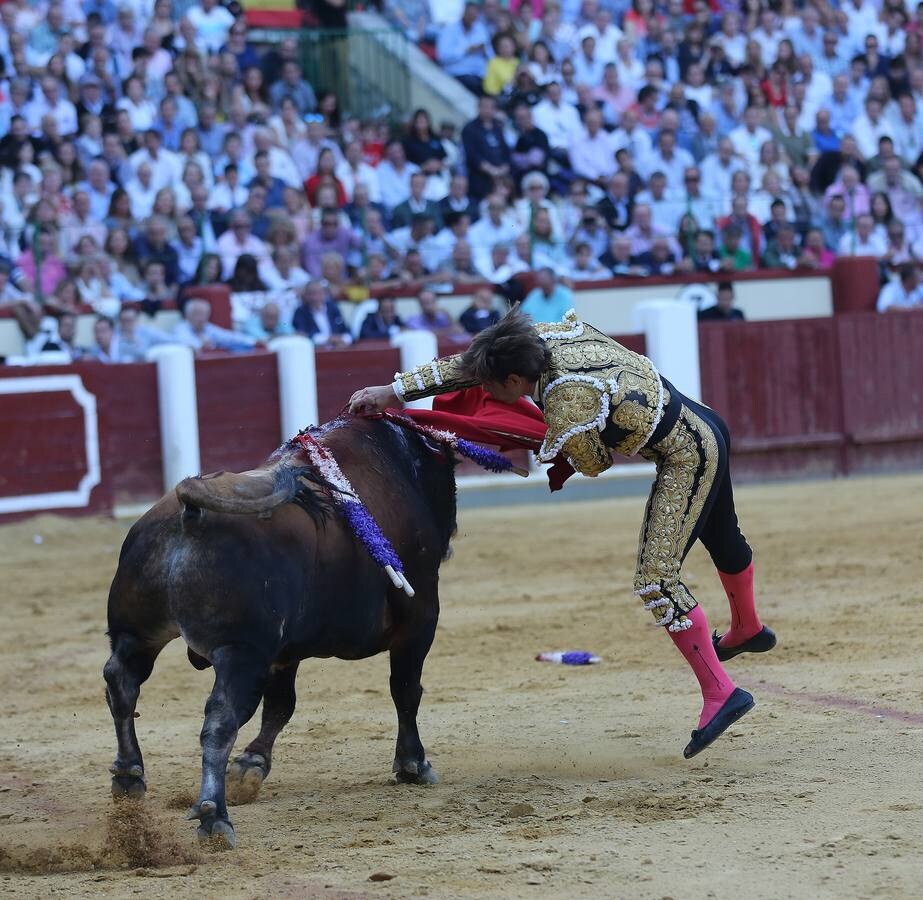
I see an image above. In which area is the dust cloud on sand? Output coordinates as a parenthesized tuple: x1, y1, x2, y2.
(1, 475, 922, 898)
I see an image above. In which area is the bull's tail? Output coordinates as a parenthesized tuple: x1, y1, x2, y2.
(176, 464, 303, 517)
(176, 462, 336, 521)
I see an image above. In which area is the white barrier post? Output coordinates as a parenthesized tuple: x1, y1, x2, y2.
(633, 299, 702, 402)
(147, 344, 201, 491)
(270, 334, 318, 441)
(390, 330, 438, 410)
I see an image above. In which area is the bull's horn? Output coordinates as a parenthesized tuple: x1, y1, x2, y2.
(176, 465, 298, 516)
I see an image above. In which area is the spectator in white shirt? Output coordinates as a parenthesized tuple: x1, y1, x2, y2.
(376, 140, 420, 212)
(129, 130, 184, 191)
(889, 94, 923, 166)
(751, 9, 785, 65)
(634, 171, 682, 233)
(796, 55, 831, 115)
(109, 6, 143, 74)
(572, 33, 605, 87)
(564, 240, 612, 280)
(788, 6, 823, 58)
(729, 106, 773, 173)
(615, 37, 644, 89)
(173, 297, 257, 352)
(468, 195, 523, 262)
(638, 129, 695, 191)
(532, 80, 583, 152)
(569, 106, 617, 187)
(336, 140, 382, 203)
(171, 216, 205, 284)
(624, 203, 682, 258)
(385, 214, 443, 273)
(125, 163, 159, 220)
(210, 164, 249, 213)
(715, 12, 747, 67)
(251, 128, 302, 190)
(878, 263, 923, 312)
(838, 213, 888, 257)
(186, 0, 237, 55)
(700, 137, 745, 205)
(259, 246, 311, 296)
(842, 0, 880, 51)
(476, 241, 528, 282)
(25, 76, 78, 136)
(852, 97, 894, 160)
(609, 107, 653, 160)
(116, 77, 157, 132)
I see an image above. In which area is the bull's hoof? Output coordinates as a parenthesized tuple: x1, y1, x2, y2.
(110, 763, 146, 799)
(186, 800, 237, 850)
(226, 752, 268, 805)
(391, 759, 440, 786)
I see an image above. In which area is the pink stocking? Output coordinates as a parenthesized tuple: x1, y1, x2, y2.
(717, 562, 763, 648)
(669, 606, 736, 728)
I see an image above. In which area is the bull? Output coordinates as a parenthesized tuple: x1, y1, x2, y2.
(103, 417, 457, 849)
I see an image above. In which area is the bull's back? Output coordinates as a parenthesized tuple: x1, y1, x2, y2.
(109, 492, 395, 661)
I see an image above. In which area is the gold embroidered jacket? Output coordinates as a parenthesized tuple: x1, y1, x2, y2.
(391, 310, 664, 477)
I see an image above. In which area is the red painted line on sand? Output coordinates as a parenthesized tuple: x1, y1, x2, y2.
(757, 681, 923, 726)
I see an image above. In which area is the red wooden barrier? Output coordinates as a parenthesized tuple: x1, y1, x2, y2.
(196, 352, 281, 473)
(2, 314, 920, 520)
(314, 343, 402, 423)
(837, 311, 923, 473)
(830, 257, 880, 315)
(699, 319, 845, 480)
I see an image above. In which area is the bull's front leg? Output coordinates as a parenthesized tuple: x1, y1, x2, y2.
(187, 645, 269, 850)
(388, 604, 439, 785)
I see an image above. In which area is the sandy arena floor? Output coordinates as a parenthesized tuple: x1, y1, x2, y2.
(1, 474, 922, 899)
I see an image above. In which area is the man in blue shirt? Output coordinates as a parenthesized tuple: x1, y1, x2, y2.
(520, 267, 575, 324)
(436, 2, 491, 95)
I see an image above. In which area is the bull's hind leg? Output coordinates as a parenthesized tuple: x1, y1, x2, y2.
(226, 661, 300, 805)
(103, 633, 166, 799)
(389, 608, 439, 785)
(187, 645, 270, 850)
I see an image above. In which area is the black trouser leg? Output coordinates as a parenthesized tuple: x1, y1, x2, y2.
(679, 397, 752, 575)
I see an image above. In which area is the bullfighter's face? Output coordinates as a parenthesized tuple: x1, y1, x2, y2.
(483, 374, 535, 405)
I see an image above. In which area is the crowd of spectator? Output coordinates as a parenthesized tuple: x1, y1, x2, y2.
(2, 0, 923, 365)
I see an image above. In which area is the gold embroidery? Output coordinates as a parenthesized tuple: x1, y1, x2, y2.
(634, 406, 720, 626)
(562, 431, 612, 476)
(396, 354, 477, 402)
(538, 321, 663, 458)
(393, 313, 664, 459)
(539, 379, 608, 469)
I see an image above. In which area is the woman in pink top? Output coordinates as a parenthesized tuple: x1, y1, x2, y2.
(801, 228, 835, 269)
(16, 226, 67, 299)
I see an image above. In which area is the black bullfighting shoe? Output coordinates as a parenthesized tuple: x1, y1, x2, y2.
(683, 688, 755, 759)
(711, 626, 777, 662)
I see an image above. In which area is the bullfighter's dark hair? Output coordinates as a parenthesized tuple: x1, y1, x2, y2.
(458, 310, 552, 384)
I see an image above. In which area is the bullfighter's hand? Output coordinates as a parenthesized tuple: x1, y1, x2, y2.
(349, 385, 400, 416)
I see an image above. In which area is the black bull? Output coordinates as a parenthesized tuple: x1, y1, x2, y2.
(103, 417, 458, 848)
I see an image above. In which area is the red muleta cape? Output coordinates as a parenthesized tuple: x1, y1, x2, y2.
(398, 386, 577, 491)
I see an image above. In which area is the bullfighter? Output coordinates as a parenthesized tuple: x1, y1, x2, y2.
(349, 310, 776, 758)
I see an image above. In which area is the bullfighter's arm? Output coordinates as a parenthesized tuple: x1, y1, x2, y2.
(535, 378, 613, 477)
(392, 354, 479, 403)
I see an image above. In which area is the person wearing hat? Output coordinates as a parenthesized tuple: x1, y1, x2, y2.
(349, 309, 776, 760)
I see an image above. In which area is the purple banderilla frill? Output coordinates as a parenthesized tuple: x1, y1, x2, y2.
(294, 420, 523, 597)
